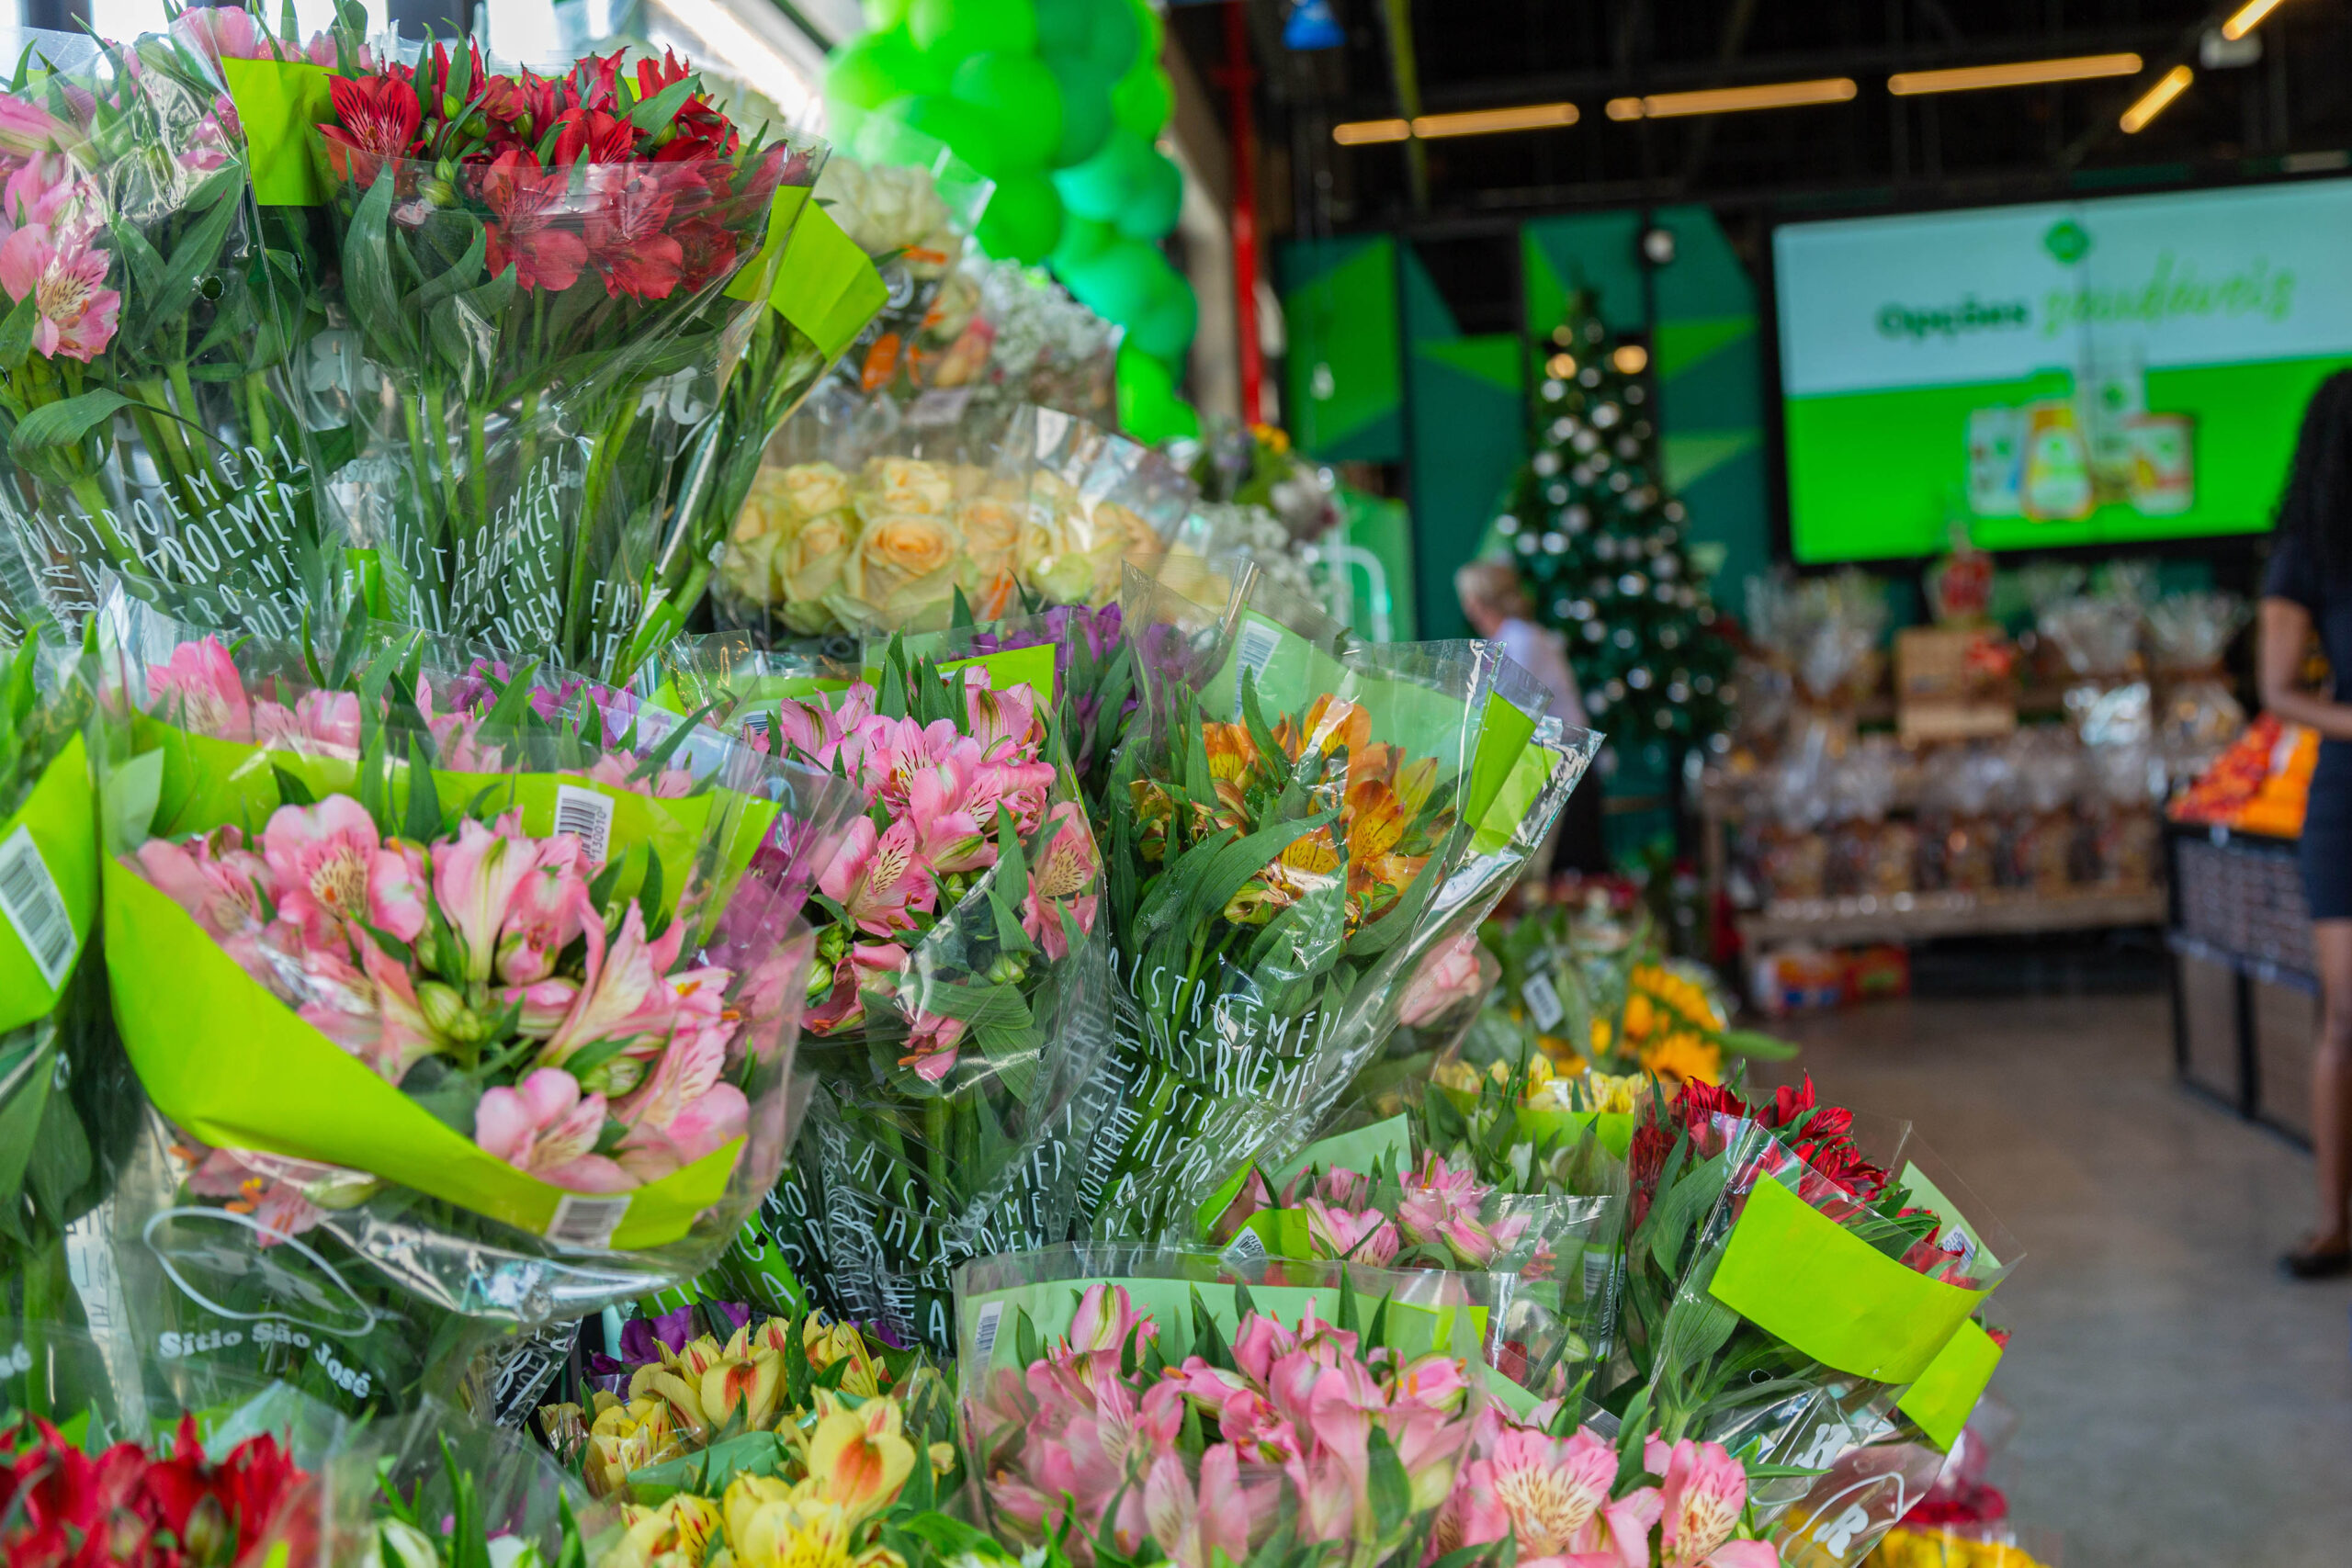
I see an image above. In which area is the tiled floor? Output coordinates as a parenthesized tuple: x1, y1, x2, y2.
(1763, 991, 2352, 1567)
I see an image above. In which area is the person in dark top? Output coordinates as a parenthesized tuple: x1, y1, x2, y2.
(2260, 368, 2352, 1278)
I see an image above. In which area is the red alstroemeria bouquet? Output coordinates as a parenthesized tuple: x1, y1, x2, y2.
(0, 1412, 313, 1568)
(300, 30, 822, 680)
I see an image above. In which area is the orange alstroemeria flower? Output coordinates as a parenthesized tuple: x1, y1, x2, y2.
(1202, 720, 1260, 785)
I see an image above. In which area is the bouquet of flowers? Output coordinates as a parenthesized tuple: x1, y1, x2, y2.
(676, 637, 1110, 1354)
(814, 120, 991, 401)
(325, 1400, 599, 1568)
(0, 23, 329, 640)
(0, 635, 140, 1308)
(958, 598, 1135, 807)
(956, 1261, 1483, 1568)
(291, 29, 824, 680)
(1077, 567, 1590, 1242)
(1610, 1077, 2016, 1563)
(965, 257, 1121, 424)
(1194, 1111, 1627, 1402)
(89, 598, 857, 1416)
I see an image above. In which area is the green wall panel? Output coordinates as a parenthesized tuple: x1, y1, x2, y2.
(1280, 236, 1403, 462)
(1403, 244, 1526, 643)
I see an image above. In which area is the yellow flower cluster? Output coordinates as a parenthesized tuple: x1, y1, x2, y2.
(546, 1315, 895, 1499)
(1430, 1054, 1666, 1115)
(601, 1393, 927, 1568)
(1618, 963, 1725, 1086)
(1867, 1529, 2052, 1568)
(724, 456, 1165, 635)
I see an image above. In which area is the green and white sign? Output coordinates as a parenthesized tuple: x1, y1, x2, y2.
(1775, 180, 2352, 560)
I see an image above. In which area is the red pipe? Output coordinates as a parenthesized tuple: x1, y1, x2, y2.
(1220, 0, 1263, 423)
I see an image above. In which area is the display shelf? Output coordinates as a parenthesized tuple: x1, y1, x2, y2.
(1736, 886, 2167, 948)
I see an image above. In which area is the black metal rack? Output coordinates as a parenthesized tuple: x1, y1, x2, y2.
(2165, 819, 2315, 1145)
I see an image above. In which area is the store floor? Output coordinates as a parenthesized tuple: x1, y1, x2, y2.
(1759, 991, 2352, 1567)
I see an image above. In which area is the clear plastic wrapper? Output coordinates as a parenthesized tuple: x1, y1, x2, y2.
(670, 636, 1113, 1354)
(87, 595, 857, 1415)
(2145, 590, 2250, 788)
(1016, 405, 1198, 608)
(0, 637, 138, 1301)
(956, 1243, 1489, 1568)
(300, 46, 820, 679)
(816, 119, 992, 400)
(1747, 570, 1889, 706)
(318, 1397, 603, 1568)
(1080, 563, 1593, 1243)
(0, 27, 328, 640)
(967, 256, 1122, 423)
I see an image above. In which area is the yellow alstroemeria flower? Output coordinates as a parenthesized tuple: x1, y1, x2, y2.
(802, 1315, 884, 1398)
(712, 1475, 907, 1568)
(802, 1391, 916, 1525)
(701, 1348, 786, 1432)
(629, 1361, 712, 1441)
(586, 1397, 687, 1498)
(608, 1494, 726, 1568)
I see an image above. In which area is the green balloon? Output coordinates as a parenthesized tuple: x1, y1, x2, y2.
(1129, 0, 1163, 62)
(910, 0, 1037, 62)
(864, 0, 913, 27)
(1065, 237, 1169, 323)
(1052, 127, 1155, 223)
(1117, 342, 1184, 441)
(1045, 53, 1114, 167)
(1111, 62, 1172, 138)
(827, 31, 939, 112)
(1126, 278, 1197, 365)
(1114, 146, 1181, 240)
(1087, 0, 1140, 78)
(879, 93, 1008, 177)
(1051, 212, 1115, 273)
(976, 170, 1065, 264)
(1034, 0, 1093, 56)
(951, 53, 1063, 169)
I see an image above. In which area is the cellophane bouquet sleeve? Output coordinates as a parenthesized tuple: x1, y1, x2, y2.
(813, 117, 991, 400)
(1075, 564, 1583, 1244)
(0, 24, 332, 640)
(675, 635, 1114, 1354)
(293, 34, 822, 681)
(86, 594, 860, 1417)
(0, 634, 141, 1318)
(1611, 1077, 2018, 1563)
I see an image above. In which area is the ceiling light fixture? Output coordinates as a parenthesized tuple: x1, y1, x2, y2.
(1887, 52, 2143, 96)
(2222, 0, 2288, 40)
(1411, 102, 1578, 138)
(2119, 64, 2194, 132)
(1605, 78, 1857, 119)
(1331, 118, 1411, 145)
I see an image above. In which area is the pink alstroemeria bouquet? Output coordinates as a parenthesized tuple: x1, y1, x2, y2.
(962, 1279, 1481, 1568)
(694, 637, 1112, 1355)
(87, 601, 855, 1416)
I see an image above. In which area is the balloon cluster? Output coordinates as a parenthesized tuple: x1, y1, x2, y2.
(825, 0, 1199, 441)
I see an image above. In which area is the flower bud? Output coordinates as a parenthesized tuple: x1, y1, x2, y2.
(418, 981, 471, 1036)
(985, 953, 1027, 986)
(441, 92, 462, 120)
(581, 1056, 646, 1097)
(817, 923, 849, 962)
(806, 954, 835, 1000)
(423, 177, 457, 207)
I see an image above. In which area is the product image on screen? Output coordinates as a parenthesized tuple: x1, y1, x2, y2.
(1775, 180, 2352, 562)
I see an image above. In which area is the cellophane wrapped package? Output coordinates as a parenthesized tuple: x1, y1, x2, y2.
(87, 595, 858, 1416)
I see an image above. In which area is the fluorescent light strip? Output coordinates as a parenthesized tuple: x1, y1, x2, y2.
(2120, 63, 2193, 133)
(1888, 52, 2143, 96)
(1413, 102, 1578, 138)
(2223, 0, 2288, 41)
(1605, 77, 1857, 119)
(1332, 103, 1578, 145)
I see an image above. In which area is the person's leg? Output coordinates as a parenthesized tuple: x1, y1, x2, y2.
(2291, 919, 2352, 1270)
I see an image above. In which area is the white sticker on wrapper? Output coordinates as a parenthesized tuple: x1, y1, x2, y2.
(551, 784, 616, 865)
(1522, 971, 1566, 1032)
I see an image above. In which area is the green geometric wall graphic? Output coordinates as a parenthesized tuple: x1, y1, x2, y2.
(1279, 236, 1403, 462)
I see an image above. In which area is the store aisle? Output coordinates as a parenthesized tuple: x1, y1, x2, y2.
(1764, 992, 2352, 1567)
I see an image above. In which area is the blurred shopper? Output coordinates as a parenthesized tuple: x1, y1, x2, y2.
(1457, 560, 1607, 876)
(2259, 369, 2352, 1278)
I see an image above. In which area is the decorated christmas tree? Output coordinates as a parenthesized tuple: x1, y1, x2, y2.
(1493, 292, 1734, 761)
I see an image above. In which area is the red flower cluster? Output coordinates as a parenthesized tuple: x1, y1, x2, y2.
(0, 1416, 311, 1568)
(319, 43, 787, 302)
(1628, 1074, 1900, 1234)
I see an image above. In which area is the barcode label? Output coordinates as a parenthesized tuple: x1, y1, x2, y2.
(0, 825, 75, 987)
(739, 708, 773, 740)
(551, 785, 616, 865)
(970, 1300, 1005, 1362)
(546, 1193, 629, 1249)
(1233, 618, 1282, 708)
(1522, 971, 1566, 1032)
(1222, 1227, 1268, 1267)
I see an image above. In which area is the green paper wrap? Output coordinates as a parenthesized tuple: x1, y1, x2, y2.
(0, 736, 96, 1033)
(768, 202, 889, 363)
(105, 861, 742, 1251)
(220, 57, 331, 206)
(1709, 1174, 1990, 1386)
(1894, 1316, 2003, 1451)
